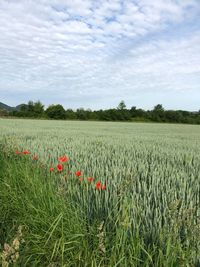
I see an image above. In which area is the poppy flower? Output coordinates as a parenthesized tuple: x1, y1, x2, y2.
(15, 151, 21, 155)
(57, 164, 63, 172)
(50, 167, 54, 172)
(95, 181, 101, 190)
(102, 184, 106, 190)
(58, 155, 69, 163)
(88, 177, 94, 182)
(75, 171, 81, 177)
(33, 156, 38, 161)
(23, 150, 31, 155)
(79, 178, 83, 182)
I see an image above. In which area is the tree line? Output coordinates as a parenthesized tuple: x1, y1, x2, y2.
(1, 100, 200, 124)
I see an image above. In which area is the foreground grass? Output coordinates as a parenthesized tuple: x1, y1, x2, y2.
(0, 145, 199, 266)
(0, 149, 89, 266)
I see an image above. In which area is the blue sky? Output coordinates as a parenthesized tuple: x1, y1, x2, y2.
(0, 0, 200, 111)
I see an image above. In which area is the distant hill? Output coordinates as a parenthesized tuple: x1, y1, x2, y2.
(0, 102, 25, 111)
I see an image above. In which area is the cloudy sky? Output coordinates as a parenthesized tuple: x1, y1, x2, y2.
(0, 0, 200, 110)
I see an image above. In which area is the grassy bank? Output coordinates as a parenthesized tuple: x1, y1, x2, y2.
(0, 147, 88, 266)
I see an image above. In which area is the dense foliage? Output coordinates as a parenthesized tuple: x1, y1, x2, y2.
(2, 100, 200, 124)
(0, 120, 200, 266)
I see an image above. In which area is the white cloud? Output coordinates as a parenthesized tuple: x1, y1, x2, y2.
(0, 0, 199, 109)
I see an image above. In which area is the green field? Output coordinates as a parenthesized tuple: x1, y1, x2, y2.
(0, 119, 200, 266)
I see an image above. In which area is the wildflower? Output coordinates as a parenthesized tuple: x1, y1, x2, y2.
(79, 178, 83, 182)
(15, 151, 21, 155)
(58, 155, 69, 163)
(33, 156, 38, 161)
(95, 181, 101, 190)
(88, 177, 94, 182)
(75, 170, 81, 177)
(102, 184, 106, 190)
(50, 167, 54, 172)
(23, 150, 31, 155)
(57, 164, 63, 172)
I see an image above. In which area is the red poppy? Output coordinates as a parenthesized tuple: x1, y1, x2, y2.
(79, 178, 83, 182)
(58, 155, 69, 163)
(23, 150, 31, 155)
(15, 151, 21, 155)
(95, 181, 101, 190)
(50, 167, 54, 172)
(33, 156, 38, 160)
(57, 164, 63, 172)
(88, 177, 94, 182)
(75, 171, 81, 177)
(102, 184, 106, 190)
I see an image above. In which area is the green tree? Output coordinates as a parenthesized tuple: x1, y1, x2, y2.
(33, 101, 44, 117)
(45, 104, 66, 120)
(76, 108, 88, 120)
(151, 104, 165, 122)
(0, 108, 9, 117)
(117, 100, 126, 110)
(27, 101, 34, 114)
(19, 104, 28, 112)
(65, 109, 77, 120)
(153, 104, 164, 112)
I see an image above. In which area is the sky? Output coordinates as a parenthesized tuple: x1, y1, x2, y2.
(0, 0, 200, 111)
